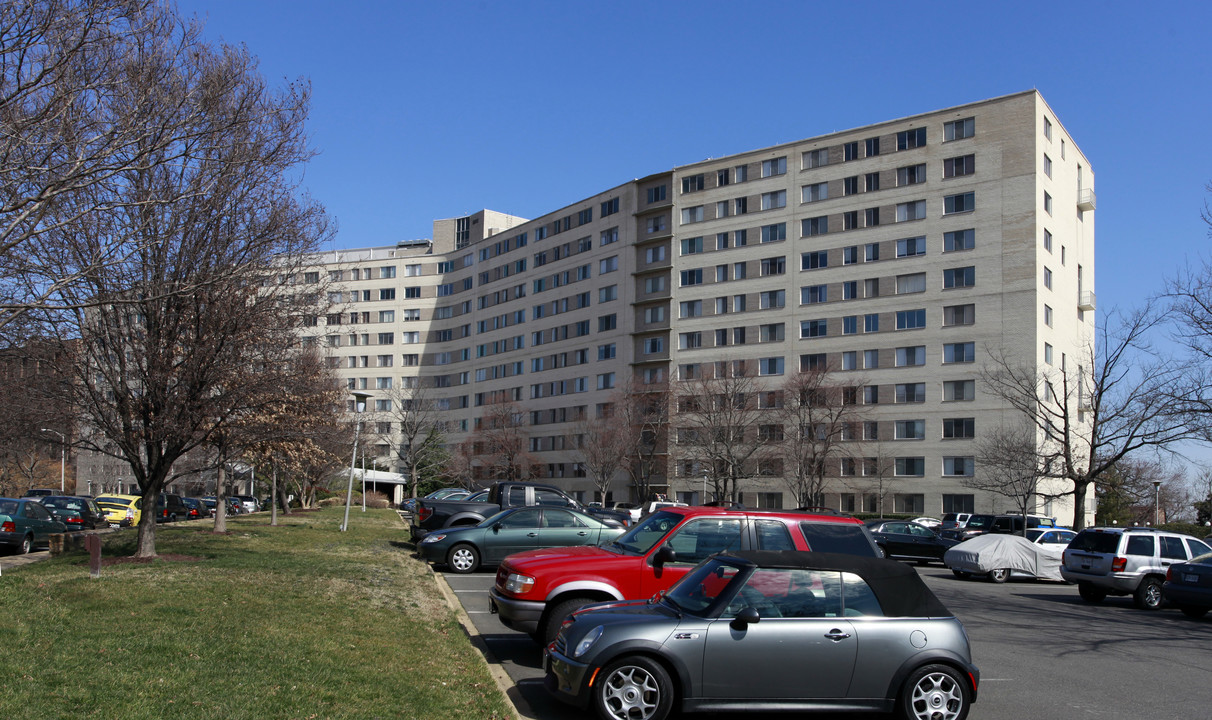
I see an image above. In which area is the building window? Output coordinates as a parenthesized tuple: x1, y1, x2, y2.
(895, 457, 925, 476)
(895, 346, 926, 367)
(843, 316, 858, 335)
(682, 174, 704, 194)
(734, 262, 747, 279)
(803, 148, 829, 169)
(863, 349, 879, 369)
(842, 351, 857, 370)
(843, 246, 858, 265)
(1043, 154, 1052, 178)
(943, 155, 975, 178)
(944, 192, 975, 214)
(802, 182, 829, 203)
(759, 357, 784, 376)
(760, 256, 785, 276)
(680, 237, 704, 256)
(379, 310, 395, 323)
(864, 313, 879, 333)
(1044, 267, 1053, 290)
(760, 223, 786, 243)
(896, 309, 926, 330)
(679, 332, 701, 350)
(945, 117, 975, 141)
(801, 285, 828, 305)
(761, 157, 786, 177)
(680, 269, 702, 286)
(760, 290, 785, 309)
(761, 190, 786, 210)
(1044, 343, 1054, 365)
(864, 207, 880, 227)
(865, 171, 880, 192)
(844, 142, 859, 162)
(643, 337, 664, 355)
(735, 197, 748, 215)
(865, 243, 880, 262)
(801, 319, 827, 338)
(896, 273, 926, 294)
(944, 229, 975, 252)
(943, 457, 975, 477)
(943, 380, 976, 402)
(865, 137, 881, 157)
(943, 266, 976, 289)
(647, 185, 667, 204)
(801, 251, 828, 270)
(597, 373, 616, 390)
(844, 211, 858, 230)
(646, 216, 666, 234)
(895, 420, 925, 440)
(643, 276, 665, 294)
(897, 164, 926, 186)
(1044, 117, 1052, 141)
(896, 200, 926, 222)
(943, 418, 975, 439)
(802, 216, 829, 236)
(379, 288, 396, 301)
(842, 281, 858, 300)
(1044, 304, 1053, 327)
(943, 342, 975, 364)
(760, 323, 785, 342)
(598, 314, 617, 332)
(1044, 192, 1053, 215)
(844, 176, 859, 196)
(897, 127, 926, 150)
(896, 236, 927, 258)
(943, 304, 975, 326)
(895, 383, 926, 403)
(681, 206, 704, 225)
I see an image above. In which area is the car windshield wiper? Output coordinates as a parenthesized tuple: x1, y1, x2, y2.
(660, 593, 684, 618)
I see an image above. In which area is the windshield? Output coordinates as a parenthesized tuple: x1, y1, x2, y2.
(965, 515, 995, 530)
(665, 558, 746, 615)
(611, 511, 683, 554)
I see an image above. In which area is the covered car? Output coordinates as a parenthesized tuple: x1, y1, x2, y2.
(945, 533, 1064, 583)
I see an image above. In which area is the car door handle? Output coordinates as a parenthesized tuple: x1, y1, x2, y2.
(824, 629, 851, 642)
(577, 531, 588, 536)
(527, 532, 538, 537)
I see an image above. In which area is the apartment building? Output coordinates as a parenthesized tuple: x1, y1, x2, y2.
(302, 90, 1096, 526)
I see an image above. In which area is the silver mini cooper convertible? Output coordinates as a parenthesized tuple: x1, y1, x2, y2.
(545, 550, 978, 720)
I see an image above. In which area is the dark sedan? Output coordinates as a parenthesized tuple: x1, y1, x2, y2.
(418, 506, 626, 574)
(182, 497, 209, 519)
(0, 497, 67, 554)
(546, 550, 979, 720)
(39, 496, 109, 531)
(867, 519, 957, 565)
(1163, 551, 1212, 618)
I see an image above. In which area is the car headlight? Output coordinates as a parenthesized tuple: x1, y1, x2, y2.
(420, 534, 446, 544)
(574, 625, 604, 658)
(503, 573, 535, 594)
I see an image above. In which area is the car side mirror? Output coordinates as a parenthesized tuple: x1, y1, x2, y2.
(492, 522, 502, 533)
(653, 544, 676, 569)
(731, 606, 761, 631)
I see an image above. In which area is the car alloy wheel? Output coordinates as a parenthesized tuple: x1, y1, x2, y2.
(987, 568, 1009, 584)
(595, 655, 673, 720)
(1133, 577, 1164, 610)
(901, 664, 969, 720)
(19, 534, 33, 554)
(446, 544, 480, 574)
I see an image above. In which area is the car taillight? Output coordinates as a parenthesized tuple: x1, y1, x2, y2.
(67, 517, 82, 525)
(418, 506, 434, 522)
(125, 509, 134, 520)
(1, 520, 13, 533)
(1111, 557, 1127, 572)
(1166, 566, 1174, 582)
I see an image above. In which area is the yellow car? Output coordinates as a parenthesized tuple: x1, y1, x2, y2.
(95, 494, 142, 528)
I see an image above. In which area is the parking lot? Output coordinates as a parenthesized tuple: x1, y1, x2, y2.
(437, 561, 1212, 719)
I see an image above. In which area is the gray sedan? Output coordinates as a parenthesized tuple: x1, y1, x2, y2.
(546, 550, 979, 720)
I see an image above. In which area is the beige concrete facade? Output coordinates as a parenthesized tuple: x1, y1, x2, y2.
(299, 91, 1095, 525)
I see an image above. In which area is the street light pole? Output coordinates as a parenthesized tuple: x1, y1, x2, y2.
(1154, 480, 1162, 526)
(341, 392, 371, 532)
(41, 428, 66, 493)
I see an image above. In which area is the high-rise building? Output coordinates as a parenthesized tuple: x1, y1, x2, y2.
(302, 90, 1095, 525)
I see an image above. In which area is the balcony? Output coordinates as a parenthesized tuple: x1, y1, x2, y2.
(1078, 291, 1097, 311)
(1077, 189, 1097, 211)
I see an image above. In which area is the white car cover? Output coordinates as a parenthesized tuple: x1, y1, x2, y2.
(944, 533, 1064, 581)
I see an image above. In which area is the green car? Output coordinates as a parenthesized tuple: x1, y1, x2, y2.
(418, 506, 626, 574)
(0, 497, 67, 554)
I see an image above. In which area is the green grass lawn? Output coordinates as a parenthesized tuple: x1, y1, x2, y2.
(0, 507, 514, 720)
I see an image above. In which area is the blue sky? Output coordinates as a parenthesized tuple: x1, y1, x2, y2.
(177, 0, 1212, 319)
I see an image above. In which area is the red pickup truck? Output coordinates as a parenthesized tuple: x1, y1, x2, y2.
(488, 505, 879, 644)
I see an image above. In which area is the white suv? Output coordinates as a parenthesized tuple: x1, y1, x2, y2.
(1061, 527, 1212, 610)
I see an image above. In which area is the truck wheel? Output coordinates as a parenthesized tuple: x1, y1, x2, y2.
(544, 597, 594, 646)
(446, 544, 480, 574)
(1133, 577, 1164, 610)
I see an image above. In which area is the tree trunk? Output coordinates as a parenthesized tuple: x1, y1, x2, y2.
(1072, 478, 1090, 531)
(214, 461, 228, 533)
(134, 493, 158, 558)
(270, 465, 278, 526)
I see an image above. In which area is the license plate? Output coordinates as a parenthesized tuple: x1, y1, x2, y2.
(1184, 573, 1199, 584)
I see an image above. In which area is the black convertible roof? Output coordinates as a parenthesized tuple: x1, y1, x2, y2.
(718, 550, 952, 618)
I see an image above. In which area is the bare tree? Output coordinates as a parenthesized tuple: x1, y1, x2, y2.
(388, 382, 446, 501)
(0, 1, 265, 334)
(440, 437, 477, 491)
(40, 10, 330, 557)
(671, 365, 775, 504)
(982, 304, 1192, 530)
(969, 423, 1047, 535)
(778, 367, 862, 508)
(616, 377, 669, 504)
(472, 400, 537, 484)
(575, 405, 629, 503)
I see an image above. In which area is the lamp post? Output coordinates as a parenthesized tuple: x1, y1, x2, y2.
(341, 392, 371, 532)
(701, 474, 707, 505)
(41, 428, 66, 493)
(1154, 480, 1162, 526)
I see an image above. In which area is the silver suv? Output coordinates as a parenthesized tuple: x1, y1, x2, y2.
(1061, 527, 1212, 610)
